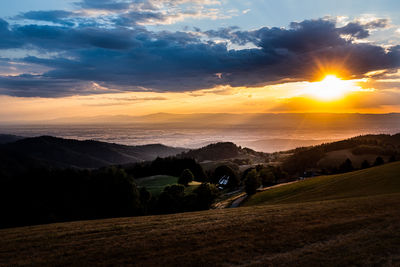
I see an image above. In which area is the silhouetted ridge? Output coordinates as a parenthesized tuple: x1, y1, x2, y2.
(180, 142, 266, 161)
(1, 135, 186, 169)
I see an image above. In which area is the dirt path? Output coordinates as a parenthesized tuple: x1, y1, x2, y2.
(230, 194, 247, 207)
(228, 180, 300, 208)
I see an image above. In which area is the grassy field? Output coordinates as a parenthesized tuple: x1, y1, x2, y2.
(135, 175, 201, 196)
(1, 162, 400, 266)
(135, 175, 178, 196)
(244, 161, 400, 206)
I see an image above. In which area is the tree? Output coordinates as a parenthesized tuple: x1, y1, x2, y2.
(139, 187, 152, 214)
(339, 158, 354, 173)
(178, 169, 194, 186)
(157, 184, 185, 213)
(374, 156, 384, 166)
(192, 183, 219, 210)
(361, 160, 370, 169)
(259, 168, 275, 186)
(211, 165, 240, 188)
(244, 169, 261, 195)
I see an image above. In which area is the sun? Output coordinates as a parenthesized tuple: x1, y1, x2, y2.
(305, 75, 356, 101)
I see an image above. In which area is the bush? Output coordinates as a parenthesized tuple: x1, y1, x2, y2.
(374, 156, 384, 166)
(211, 165, 240, 188)
(339, 158, 354, 173)
(259, 168, 276, 186)
(157, 184, 185, 214)
(178, 169, 194, 186)
(244, 169, 261, 195)
(192, 183, 219, 210)
(361, 160, 370, 169)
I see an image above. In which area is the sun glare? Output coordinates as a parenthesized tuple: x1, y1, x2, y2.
(306, 75, 356, 101)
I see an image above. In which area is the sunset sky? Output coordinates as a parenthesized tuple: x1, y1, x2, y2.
(0, 0, 400, 121)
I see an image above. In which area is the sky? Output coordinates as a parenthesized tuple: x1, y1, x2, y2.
(0, 0, 399, 121)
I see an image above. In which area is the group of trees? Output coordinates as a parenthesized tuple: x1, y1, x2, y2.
(156, 183, 219, 214)
(0, 167, 144, 228)
(0, 160, 221, 228)
(124, 157, 207, 181)
(337, 156, 393, 174)
(282, 134, 400, 175)
(242, 165, 285, 195)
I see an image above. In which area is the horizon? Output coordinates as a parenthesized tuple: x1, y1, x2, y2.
(2, 111, 400, 124)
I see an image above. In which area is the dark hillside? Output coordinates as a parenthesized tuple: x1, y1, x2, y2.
(179, 142, 268, 162)
(0, 134, 24, 144)
(0, 136, 186, 168)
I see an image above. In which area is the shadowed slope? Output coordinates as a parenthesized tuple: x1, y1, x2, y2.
(0, 194, 399, 266)
(1, 164, 400, 265)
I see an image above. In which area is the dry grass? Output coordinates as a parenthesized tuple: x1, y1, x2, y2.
(2, 162, 400, 266)
(244, 161, 400, 206)
(1, 193, 400, 266)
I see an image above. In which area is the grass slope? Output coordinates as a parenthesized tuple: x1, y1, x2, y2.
(136, 175, 179, 196)
(0, 194, 399, 266)
(244, 161, 400, 206)
(136, 175, 201, 196)
(1, 163, 400, 266)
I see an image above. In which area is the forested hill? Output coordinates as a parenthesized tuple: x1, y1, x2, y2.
(281, 133, 400, 175)
(0, 134, 24, 144)
(179, 142, 268, 162)
(0, 135, 186, 169)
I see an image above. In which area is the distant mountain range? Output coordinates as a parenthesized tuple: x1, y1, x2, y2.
(3, 113, 400, 130)
(0, 135, 186, 169)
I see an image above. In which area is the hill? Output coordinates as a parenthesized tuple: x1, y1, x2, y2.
(179, 142, 268, 163)
(245, 161, 400, 206)
(0, 136, 186, 169)
(0, 134, 24, 144)
(1, 162, 399, 266)
(279, 133, 400, 175)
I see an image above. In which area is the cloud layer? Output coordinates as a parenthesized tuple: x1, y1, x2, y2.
(0, 1, 399, 97)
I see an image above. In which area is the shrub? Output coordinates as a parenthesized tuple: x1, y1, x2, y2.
(259, 168, 276, 186)
(212, 165, 240, 188)
(339, 158, 354, 173)
(361, 160, 370, 169)
(374, 156, 384, 166)
(192, 183, 219, 210)
(244, 169, 261, 195)
(178, 169, 194, 186)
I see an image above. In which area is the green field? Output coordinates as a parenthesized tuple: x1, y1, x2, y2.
(1, 162, 400, 266)
(135, 175, 179, 196)
(244, 161, 400, 206)
(135, 175, 201, 196)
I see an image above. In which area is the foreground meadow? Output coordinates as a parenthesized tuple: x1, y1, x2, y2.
(1, 163, 400, 266)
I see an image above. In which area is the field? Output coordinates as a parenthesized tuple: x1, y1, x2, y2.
(317, 148, 391, 169)
(244, 161, 400, 206)
(1, 162, 400, 266)
(135, 175, 201, 196)
(135, 175, 178, 196)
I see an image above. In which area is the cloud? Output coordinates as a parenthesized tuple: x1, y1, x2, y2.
(76, 0, 132, 11)
(15, 10, 76, 26)
(73, 0, 226, 26)
(0, 17, 399, 97)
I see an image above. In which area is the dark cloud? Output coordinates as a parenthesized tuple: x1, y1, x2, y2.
(114, 11, 168, 26)
(15, 10, 76, 26)
(0, 19, 23, 48)
(76, 0, 132, 10)
(0, 18, 399, 97)
(338, 22, 370, 39)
